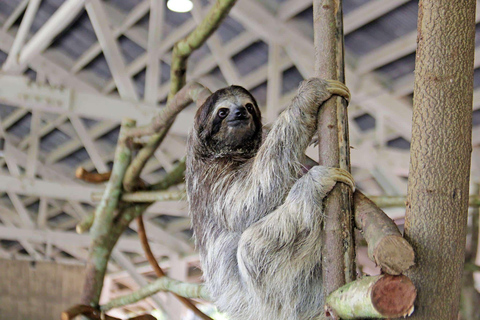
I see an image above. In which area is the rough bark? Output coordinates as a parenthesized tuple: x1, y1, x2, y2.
(314, 0, 355, 309)
(402, 1, 476, 319)
(367, 195, 480, 208)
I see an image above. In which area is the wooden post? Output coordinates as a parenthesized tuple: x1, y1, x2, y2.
(403, 0, 476, 318)
(313, 0, 355, 308)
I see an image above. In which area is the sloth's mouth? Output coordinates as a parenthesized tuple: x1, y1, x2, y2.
(227, 118, 249, 126)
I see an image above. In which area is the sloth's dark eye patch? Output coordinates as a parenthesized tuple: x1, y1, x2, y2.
(245, 103, 254, 113)
(218, 108, 229, 118)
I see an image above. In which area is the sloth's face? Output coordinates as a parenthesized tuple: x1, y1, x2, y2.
(195, 86, 262, 156)
(210, 95, 257, 144)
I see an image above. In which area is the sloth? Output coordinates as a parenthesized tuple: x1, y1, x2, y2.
(186, 78, 354, 320)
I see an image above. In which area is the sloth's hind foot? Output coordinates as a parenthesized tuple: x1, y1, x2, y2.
(328, 167, 355, 192)
(325, 80, 350, 103)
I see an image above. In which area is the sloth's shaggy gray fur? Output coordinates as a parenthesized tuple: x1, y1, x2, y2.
(186, 78, 353, 320)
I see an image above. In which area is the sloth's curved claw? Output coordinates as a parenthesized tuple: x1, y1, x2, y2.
(325, 80, 350, 103)
(330, 167, 355, 192)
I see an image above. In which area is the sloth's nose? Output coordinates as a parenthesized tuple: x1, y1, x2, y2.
(233, 106, 248, 119)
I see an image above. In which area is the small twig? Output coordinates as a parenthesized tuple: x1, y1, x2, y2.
(76, 211, 94, 234)
(137, 216, 213, 320)
(101, 276, 210, 311)
(75, 167, 112, 183)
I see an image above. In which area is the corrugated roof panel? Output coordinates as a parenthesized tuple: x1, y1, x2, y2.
(58, 147, 90, 167)
(232, 40, 268, 77)
(354, 113, 376, 131)
(29, 0, 62, 33)
(343, 0, 373, 15)
(0, 0, 23, 19)
(282, 66, 303, 95)
(50, 11, 96, 60)
(250, 81, 267, 106)
(39, 128, 71, 153)
(345, 0, 418, 56)
(6, 112, 31, 139)
(118, 35, 146, 64)
(217, 16, 246, 44)
(84, 53, 112, 80)
(376, 52, 416, 81)
(106, 0, 143, 12)
(387, 137, 411, 150)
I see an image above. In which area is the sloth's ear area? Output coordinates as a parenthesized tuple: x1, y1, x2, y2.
(194, 92, 219, 134)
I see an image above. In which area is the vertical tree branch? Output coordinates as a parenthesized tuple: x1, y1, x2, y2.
(402, 1, 476, 318)
(81, 118, 136, 306)
(314, 0, 355, 309)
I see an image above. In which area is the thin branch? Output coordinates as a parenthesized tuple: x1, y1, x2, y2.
(101, 276, 210, 311)
(314, 0, 355, 301)
(76, 211, 95, 234)
(137, 216, 213, 320)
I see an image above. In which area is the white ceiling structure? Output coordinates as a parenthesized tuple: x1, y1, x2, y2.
(0, 0, 479, 317)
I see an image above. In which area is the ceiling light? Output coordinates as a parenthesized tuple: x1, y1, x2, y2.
(167, 0, 193, 13)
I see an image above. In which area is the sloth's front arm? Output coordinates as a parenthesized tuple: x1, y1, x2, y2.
(248, 78, 350, 201)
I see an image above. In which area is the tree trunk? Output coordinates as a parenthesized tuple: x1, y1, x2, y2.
(402, 1, 476, 319)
